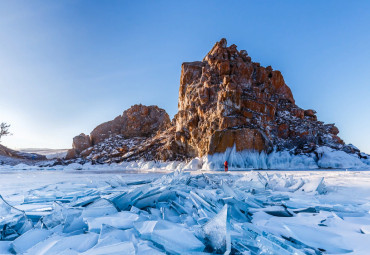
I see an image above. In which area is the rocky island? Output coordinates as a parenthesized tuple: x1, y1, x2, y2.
(65, 39, 369, 170)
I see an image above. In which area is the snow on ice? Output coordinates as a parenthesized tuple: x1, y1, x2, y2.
(2, 146, 370, 172)
(0, 169, 370, 254)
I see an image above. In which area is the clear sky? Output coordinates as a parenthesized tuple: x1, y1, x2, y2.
(0, 1, 369, 153)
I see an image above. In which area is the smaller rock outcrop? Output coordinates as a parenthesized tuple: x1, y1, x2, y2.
(65, 133, 91, 160)
(73, 133, 92, 153)
(90, 104, 171, 144)
(66, 104, 171, 160)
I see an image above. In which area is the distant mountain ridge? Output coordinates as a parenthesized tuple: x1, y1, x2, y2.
(19, 148, 68, 159)
(0, 144, 47, 165)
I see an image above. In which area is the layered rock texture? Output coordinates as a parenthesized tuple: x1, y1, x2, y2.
(172, 38, 343, 158)
(90, 104, 171, 145)
(67, 39, 364, 164)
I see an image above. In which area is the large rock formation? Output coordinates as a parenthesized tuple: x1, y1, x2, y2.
(67, 39, 366, 165)
(66, 104, 171, 160)
(172, 38, 344, 158)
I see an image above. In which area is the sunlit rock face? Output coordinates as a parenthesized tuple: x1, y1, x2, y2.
(66, 39, 349, 163)
(73, 134, 92, 153)
(65, 133, 91, 160)
(90, 104, 171, 145)
(66, 104, 171, 160)
(172, 38, 344, 157)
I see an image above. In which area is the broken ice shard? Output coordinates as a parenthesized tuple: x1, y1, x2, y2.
(11, 228, 51, 254)
(136, 220, 205, 254)
(63, 209, 88, 234)
(42, 232, 99, 254)
(300, 177, 326, 194)
(203, 204, 231, 253)
(86, 211, 139, 232)
(264, 206, 294, 217)
(81, 198, 118, 218)
(0, 195, 33, 240)
(80, 241, 136, 255)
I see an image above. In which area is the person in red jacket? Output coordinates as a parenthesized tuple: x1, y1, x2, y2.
(224, 160, 228, 172)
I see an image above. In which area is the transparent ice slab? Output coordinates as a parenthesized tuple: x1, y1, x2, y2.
(11, 228, 51, 254)
(203, 204, 231, 253)
(136, 219, 205, 254)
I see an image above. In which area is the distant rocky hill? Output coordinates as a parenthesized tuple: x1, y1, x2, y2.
(66, 39, 369, 168)
(0, 144, 47, 165)
(66, 104, 172, 161)
(19, 148, 68, 159)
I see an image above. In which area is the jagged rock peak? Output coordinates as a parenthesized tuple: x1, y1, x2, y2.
(173, 38, 343, 157)
(204, 38, 245, 62)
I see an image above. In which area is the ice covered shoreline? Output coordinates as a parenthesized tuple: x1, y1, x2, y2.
(1, 146, 369, 172)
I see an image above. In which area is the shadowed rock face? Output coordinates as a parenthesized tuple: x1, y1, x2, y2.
(172, 38, 343, 157)
(209, 128, 271, 154)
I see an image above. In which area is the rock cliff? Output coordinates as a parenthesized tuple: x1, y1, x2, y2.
(172, 38, 344, 158)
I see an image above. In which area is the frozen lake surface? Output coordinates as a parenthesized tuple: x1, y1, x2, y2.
(0, 169, 370, 254)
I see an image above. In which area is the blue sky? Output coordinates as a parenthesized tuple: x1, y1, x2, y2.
(0, 1, 369, 153)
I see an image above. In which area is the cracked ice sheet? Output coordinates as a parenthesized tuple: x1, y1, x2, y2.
(0, 170, 370, 254)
